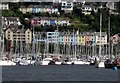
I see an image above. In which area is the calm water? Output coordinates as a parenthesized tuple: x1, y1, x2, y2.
(2, 65, 118, 81)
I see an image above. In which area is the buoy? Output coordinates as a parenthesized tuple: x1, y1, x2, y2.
(112, 66, 117, 70)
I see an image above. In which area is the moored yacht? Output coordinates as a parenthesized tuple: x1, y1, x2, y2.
(0, 57, 16, 66)
(40, 58, 53, 65)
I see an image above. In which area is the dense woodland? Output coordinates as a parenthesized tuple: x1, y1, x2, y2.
(2, 2, 120, 35)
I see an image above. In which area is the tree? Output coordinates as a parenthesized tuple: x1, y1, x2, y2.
(2, 10, 16, 17)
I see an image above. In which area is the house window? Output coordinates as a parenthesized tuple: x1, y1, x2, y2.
(62, 6, 66, 8)
(4, 7, 7, 9)
(63, 3, 66, 6)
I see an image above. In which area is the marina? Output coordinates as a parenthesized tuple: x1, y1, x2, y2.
(0, 13, 120, 67)
(0, 1, 120, 83)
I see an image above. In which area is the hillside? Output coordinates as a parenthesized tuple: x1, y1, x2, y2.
(2, 2, 120, 35)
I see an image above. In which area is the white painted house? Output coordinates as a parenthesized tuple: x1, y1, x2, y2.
(95, 32, 107, 45)
(0, 3, 9, 10)
(2, 17, 22, 30)
(81, 4, 97, 15)
(61, 1, 73, 13)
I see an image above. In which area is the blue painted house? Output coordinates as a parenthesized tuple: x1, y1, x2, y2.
(32, 7, 36, 13)
(59, 32, 65, 44)
(47, 32, 59, 43)
(70, 32, 77, 45)
(50, 20, 55, 26)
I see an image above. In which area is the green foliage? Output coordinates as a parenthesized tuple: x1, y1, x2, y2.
(34, 26, 44, 32)
(2, 2, 120, 35)
(2, 10, 16, 17)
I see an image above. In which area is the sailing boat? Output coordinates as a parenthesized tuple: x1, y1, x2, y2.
(95, 13, 105, 68)
(0, 17, 16, 66)
(0, 32, 16, 66)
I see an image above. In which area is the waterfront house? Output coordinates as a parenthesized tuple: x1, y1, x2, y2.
(47, 31, 59, 43)
(59, 32, 65, 44)
(64, 32, 69, 45)
(85, 32, 91, 47)
(85, 32, 96, 46)
(33, 32, 47, 43)
(95, 32, 107, 45)
(4, 26, 32, 46)
(89, 33, 96, 46)
(111, 34, 119, 44)
(76, 30, 80, 45)
(69, 32, 77, 45)
(79, 33, 85, 46)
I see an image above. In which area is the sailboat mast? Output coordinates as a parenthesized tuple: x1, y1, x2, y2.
(108, 16, 111, 59)
(99, 13, 102, 59)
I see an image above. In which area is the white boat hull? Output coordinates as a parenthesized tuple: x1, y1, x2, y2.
(55, 62, 62, 65)
(0, 60, 16, 66)
(74, 61, 90, 65)
(96, 62, 105, 68)
(40, 58, 52, 65)
(74, 61, 85, 65)
(41, 61, 50, 65)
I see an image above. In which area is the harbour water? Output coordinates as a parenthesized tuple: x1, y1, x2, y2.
(2, 65, 118, 81)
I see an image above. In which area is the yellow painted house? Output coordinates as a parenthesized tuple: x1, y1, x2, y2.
(78, 33, 85, 46)
(64, 32, 69, 45)
(4, 26, 32, 46)
(76, 31, 85, 45)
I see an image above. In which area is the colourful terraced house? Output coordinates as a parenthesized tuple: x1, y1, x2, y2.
(32, 31, 108, 46)
(47, 32, 59, 43)
(33, 32, 47, 43)
(95, 32, 107, 45)
(59, 32, 65, 44)
(85, 32, 96, 46)
(64, 32, 69, 45)
(79, 33, 86, 46)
